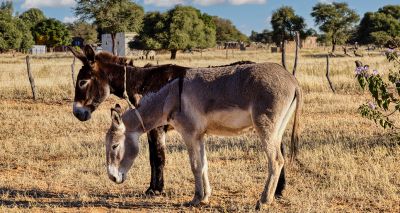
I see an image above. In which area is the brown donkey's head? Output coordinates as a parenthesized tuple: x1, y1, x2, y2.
(69, 45, 113, 121)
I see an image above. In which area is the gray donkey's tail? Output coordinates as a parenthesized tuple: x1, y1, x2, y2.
(290, 86, 302, 161)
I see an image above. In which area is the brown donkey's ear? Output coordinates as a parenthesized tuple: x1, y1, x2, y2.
(111, 104, 123, 127)
(83, 45, 96, 63)
(68, 46, 87, 63)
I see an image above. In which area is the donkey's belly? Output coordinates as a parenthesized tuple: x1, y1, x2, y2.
(205, 108, 253, 136)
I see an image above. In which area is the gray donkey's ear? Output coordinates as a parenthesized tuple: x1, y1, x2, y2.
(111, 104, 122, 127)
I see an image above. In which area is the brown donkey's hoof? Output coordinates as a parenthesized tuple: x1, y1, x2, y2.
(145, 188, 163, 196)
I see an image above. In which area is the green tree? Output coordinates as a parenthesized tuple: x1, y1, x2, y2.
(32, 18, 71, 49)
(14, 18, 34, 50)
(0, 20, 22, 52)
(167, 6, 206, 59)
(370, 31, 393, 47)
(19, 8, 46, 29)
(212, 16, 248, 42)
(311, 2, 359, 52)
(249, 29, 273, 44)
(74, 0, 144, 55)
(67, 21, 98, 45)
(0, 2, 33, 52)
(198, 13, 216, 51)
(130, 11, 168, 51)
(0, 1, 13, 21)
(271, 6, 306, 45)
(357, 5, 400, 46)
(132, 6, 217, 59)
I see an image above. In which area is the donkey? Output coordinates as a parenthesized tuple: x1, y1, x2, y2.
(69, 45, 187, 194)
(105, 62, 302, 209)
(68, 45, 257, 195)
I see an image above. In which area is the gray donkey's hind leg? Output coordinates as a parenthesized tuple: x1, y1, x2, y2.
(252, 113, 285, 210)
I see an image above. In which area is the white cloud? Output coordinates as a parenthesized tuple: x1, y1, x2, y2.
(21, 0, 76, 9)
(63, 16, 78, 23)
(318, 0, 333, 4)
(193, 0, 224, 6)
(143, 0, 185, 7)
(228, 0, 266, 5)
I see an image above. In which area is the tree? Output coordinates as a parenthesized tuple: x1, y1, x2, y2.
(32, 18, 71, 49)
(198, 13, 216, 51)
(357, 5, 400, 46)
(212, 16, 248, 42)
(129, 11, 168, 52)
(74, 0, 144, 55)
(131, 6, 217, 59)
(67, 21, 98, 45)
(19, 8, 45, 29)
(0, 1, 33, 52)
(311, 2, 359, 52)
(0, 20, 22, 52)
(0, 1, 13, 21)
(249, 29, 273, 44)
(167, 6, 206, 59)
(14, 18, 34, 51)
(271, 6, 306, 45)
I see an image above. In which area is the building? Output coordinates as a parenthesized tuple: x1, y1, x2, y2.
(30, 45, 46, 54)
(101, 32, 138, 56)
(283, 36, 319, 52)
(301, 36, 318, 49)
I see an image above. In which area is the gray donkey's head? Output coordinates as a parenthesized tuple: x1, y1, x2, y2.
(105, 104, 141, 184)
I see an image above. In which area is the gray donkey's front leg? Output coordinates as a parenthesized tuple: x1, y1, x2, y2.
(183, 134, 206, 206)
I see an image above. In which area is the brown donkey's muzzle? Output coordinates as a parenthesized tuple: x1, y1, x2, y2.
(73, 103, 92, 121)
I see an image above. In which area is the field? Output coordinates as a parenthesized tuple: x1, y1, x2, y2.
(0, 49, 399, 212)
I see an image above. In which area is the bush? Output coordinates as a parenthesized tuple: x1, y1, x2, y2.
(355, 50, 400, 129)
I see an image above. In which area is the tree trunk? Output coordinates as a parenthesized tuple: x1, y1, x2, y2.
(331, 36, 336, 53)
(111, 33, 117, 56)
(170, 49, 177, 60)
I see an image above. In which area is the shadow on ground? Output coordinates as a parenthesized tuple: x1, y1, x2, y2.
(0, 187, 173, 209)
(0, 187, 225, 211)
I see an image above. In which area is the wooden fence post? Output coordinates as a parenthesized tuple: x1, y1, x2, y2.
(326, 55, 336, 93)
(281, 40, 287, 70)
(71, 56, 76, 87)
(25, 55, 37, 100)
(292, 31, 300, 76)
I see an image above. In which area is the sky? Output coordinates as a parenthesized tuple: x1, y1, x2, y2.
(3, 0, 400, 35)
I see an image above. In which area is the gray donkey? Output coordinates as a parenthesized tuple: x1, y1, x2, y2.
(105, 62, 302, 210)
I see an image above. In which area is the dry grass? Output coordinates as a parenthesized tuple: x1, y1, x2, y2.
(0, 49, 399, 212)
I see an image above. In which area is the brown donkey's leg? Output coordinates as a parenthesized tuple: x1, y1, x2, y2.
(146, 126, 167, 195)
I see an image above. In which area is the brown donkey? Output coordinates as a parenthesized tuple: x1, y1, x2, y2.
(106, 62, 302, 210)
(68, 45, 258, 195)
(69, 45, 187, 194)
